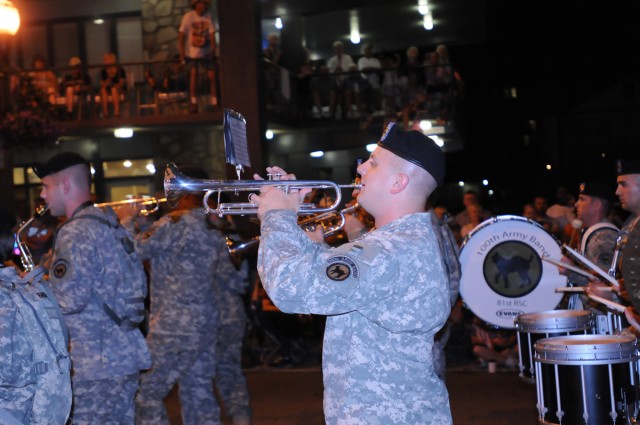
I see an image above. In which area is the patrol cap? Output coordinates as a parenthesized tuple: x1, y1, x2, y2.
(33, 152, 89, 179)
(578, 181, 613, 202)
(377, 122, 445, 187)
(616, 159, 640, 176)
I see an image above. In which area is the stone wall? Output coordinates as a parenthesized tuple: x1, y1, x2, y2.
(141, 0, 190, 62)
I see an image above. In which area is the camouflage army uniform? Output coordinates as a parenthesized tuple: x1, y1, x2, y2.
(258, 210, 453, 425)
(567, 220, 618, 311)
(49, 205, 151, 424)
(0, 266, 72, 425)
(214, 247, 252, 423)
(429, 211, 461, 382)
(131, 208, 226, 425)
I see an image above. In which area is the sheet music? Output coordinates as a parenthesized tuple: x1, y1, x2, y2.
(223, 108, 251, 169)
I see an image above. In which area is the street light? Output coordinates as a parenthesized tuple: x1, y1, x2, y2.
(0, 1, 20, 36)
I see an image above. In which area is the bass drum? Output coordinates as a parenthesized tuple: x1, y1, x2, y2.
(460, 215, 566, 329)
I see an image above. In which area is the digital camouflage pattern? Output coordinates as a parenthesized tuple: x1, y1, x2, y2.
(214, 245, 252, 421)
(131, 208, 227, 425)
(258, 210, 453, 425)
(430, 211, 461, 381)
(0, 266, 71, 425)
(49, 205, 150, 423)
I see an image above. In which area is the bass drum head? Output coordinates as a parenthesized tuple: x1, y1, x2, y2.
(460, 215, 565, 329)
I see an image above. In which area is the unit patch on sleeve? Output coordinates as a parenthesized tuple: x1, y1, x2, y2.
(52, 259, 69, 279)
(326, 255, 359, 281)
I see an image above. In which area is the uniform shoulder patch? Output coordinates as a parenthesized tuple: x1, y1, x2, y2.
(52, 259, 68, 279)
(326, 255, 359, 281)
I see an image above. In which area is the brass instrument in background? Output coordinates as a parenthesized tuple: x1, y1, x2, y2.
(94, 197, 166, 216)
(15, 205, 49, 272)
(164, 162, 362, 217)
(225, 203, 361, 259)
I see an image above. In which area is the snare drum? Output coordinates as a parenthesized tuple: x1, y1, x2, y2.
(515, 310, 594, 382)
(460, 215, 566, 329)
(534, 335, 639, 425)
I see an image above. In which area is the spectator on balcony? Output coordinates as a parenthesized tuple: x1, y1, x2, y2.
(381, 53, 403, 117)
(401, 46, 424, 107)
(29, 54, 57, 106)
(263, 32, 283, 110)
(357, 44, 382, 114)
(426, 44, 461, 123)
(310, 65, 337, 119)
(62, 56, 92, 119)
(342, 64, 369, 118)
(327, 40, 354, 118)
(99, 52, 127, 118)
(179, 0, 218, 113)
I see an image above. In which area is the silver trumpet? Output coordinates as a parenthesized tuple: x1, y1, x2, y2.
(164, 162, 362, 217)
(225, 203, 361, 259)
(15, 205, 49, 272)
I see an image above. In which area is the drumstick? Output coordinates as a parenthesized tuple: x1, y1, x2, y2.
(555, 286, 614, 293)
(587, 294, 627, 313)
(562, 245, 620, 288)
(542, 256, 595, 280)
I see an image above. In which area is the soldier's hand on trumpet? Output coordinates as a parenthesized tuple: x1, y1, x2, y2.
(252, 166, 312, 221)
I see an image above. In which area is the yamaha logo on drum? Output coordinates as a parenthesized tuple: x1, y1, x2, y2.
(496, 309, 525, 318)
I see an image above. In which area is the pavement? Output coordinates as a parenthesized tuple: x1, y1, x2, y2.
(166, 361, 540, 424)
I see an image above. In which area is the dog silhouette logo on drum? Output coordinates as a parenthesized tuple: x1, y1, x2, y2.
(483, 241, 542, 298)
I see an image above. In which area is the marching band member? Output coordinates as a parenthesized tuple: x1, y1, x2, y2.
(34, 152, 150, 425)
(562, 181, 618, 313)
(252, 122, 453, 425)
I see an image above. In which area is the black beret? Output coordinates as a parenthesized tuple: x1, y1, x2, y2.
(578, 181, 613, 202)
(377, 122, 445, 187)
(33, 152, 89, 179)
(616, 159, 640, 176)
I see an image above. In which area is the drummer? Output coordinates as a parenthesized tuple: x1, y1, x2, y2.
(600, 158, 640, 332)
(561, 181, 618, 311)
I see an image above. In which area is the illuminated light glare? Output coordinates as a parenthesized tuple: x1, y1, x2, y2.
(0, 1, 20, 36)
(431, 136, 444, 147)
(93, 18, 104, 25)
(418, 5, 429, 15)
(601, 152, 606, 158)
(423, 14, 434, 30)
(419, 120, 432, 130)
(488, 189, 494, 196)
(123, 160, 132, 168)
(546, 164, 552, 170)
(482, 179, 489, 186)
(511, 87, 517, 98)
(114, 128, 133, 138)
(366, 143, 377, 152)
(265, 130, 274, 140)
(310, 151, 324, 158)
(350, 11, 360, 44)
(458, 181, 464, 187)
(146, 164, 156, 174)
(275, 17, 283, 29)
(90, 167, 96, 175)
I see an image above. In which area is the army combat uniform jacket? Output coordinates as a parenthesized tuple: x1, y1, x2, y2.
(49, 205, 151, 381)
(258, 210, 453, 425)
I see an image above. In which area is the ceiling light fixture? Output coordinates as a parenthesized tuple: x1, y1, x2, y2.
(114, 128, 133, 138)
(0, 0, 20, 36)
(275, 17, 283, 29)
(350, 11, 360, 44)
(310, 151, 324, 158)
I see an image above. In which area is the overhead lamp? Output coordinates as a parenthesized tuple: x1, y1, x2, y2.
(350, 11, 360, 44)
(423, 13, 434, 30)
(482, 179, 489, 186)
(114, 127, 133, 138)
(123, 160, 132, 168)
(419, 120, 432, 131)
(265, 129, 274, 140)
(146, 163, 156, 174)
(366, 143, 376, 152)
(458, 181, 464, 187)
(93, 18, 105, 25)
(0, 0, 20, 36)
(418, 0, 429, 15)
(275, 17, 283, 29)
(546, 164, 552, 170)
(310, 151, 324, 158)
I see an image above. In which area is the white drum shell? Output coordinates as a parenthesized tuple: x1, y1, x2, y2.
(460, 215, 565, 329)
